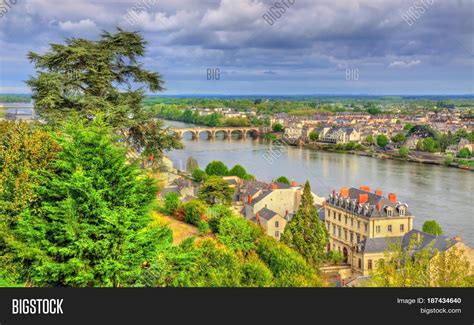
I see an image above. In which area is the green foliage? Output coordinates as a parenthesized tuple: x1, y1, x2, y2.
(391, 133, 406, 144)
(326, 251, 344, 265)
(13, 120, 172, 287)
(228, 164, 248, 179)
(26, 29, 182, 161)
(457, 147, 472, 158)
(265, 133, 277, 141)
(365, 134, 375, 146)
(422, 220, 443, 235)
(207, 205, 234, 233)
(162, 192, 180, 216)
(217, 216, 263, 253)
(197, 220, 210, 235)
(281, 181, 329, 265)
(421, 137, 437, 152)
(403, 123, 414, 131)
(367, 107, 382, 115)
(183, 199, 207, 226)
(272, 123, 284, 132)
(191, 168, 207, 182)
(186, 156, 199, 172)
(399, 146, 409, 158)
(205, 160, 229, 176)
(240, 252, 274, 287)
(224, 117, 250, 127)
(376, 134, 389, 148)
(309, 130, 319, 141)
(444, 154, 454, 165)
(198, 176, 234, 205)
(256, 237, 322, 287)
(276, 176, 290, 185)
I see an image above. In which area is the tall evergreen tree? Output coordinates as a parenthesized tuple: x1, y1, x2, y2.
(14, 120, 172, 287)
(281, 181, 329, 265)
(26, 28, 182, 162)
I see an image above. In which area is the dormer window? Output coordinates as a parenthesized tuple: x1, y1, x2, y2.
(399, 207, 405, 216)
(387, 210, 392, 217)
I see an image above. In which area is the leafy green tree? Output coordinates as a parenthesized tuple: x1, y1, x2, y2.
(15, 120, 172, 287)
(399, 146, 409, 158)
(0, 121, 61, 285)
(207, 205, 234, 233)
(309, 130, 319, 141)
(205, 160, 229, 176)
(276, 176, 290, 185)
(240, 253, 274, 287)
(281, 181, 329, 265)
(26, 28, 182, 161)
(365, 134, 375, 146)
(217, 216, 262, 253)
(272, 123, 284, 132)
(376, 134, 389, 148)
(191, 168, 207, 183)
(422, 220, 443, 235)
(183, 199, 207, 226)
(404, 123, 414, 131)
(162, 192, 180, 216)
(228, 164, 248, 179)
(326, 251, 344, 265)
(422, 137, 437, 152)
(444, 154, 454, 165)
(391, 133, 406, 144)
(198, 176, 234, 205)
(457, 147, 472, 158)
(186, 156, 199, 172)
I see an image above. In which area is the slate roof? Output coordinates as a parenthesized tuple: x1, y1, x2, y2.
(257, 207, 278, 220)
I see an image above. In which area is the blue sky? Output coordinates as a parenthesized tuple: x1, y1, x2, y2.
(0, 0, 473, 95)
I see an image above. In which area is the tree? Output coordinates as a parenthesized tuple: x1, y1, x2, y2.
(186, 156, 199, 172)
(198, 176, 234, 205)
(14, 120, 172, 287)
(404, 123, 414, 131)
(422, 220, 443, 236)
(276, 176, 290, 185)
(399, 146, 409, 158)
(207, 205, 234, 233)
(205, 160, 229, 176)
(376, 134, 389, 148)
(183, 199, 208, 226)
(391, 133, 406, 144)
(457, 147, 472, 159)
(26, 28, 182, 162)
(365, 134, 375, 146)
(309, 130, 319, 141)
(421, 137, 436, 152)
(272, 123, 284, 132)
(281, 181, 329, 265)
(217, 216, 263, 253)
(191, 168, 207, 183)
(162, 192, 181, 216)
(228, 164, 248, 179)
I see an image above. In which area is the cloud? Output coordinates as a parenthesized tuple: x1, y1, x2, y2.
(389, 60, 422, 68)
(58, 19, 97, 33)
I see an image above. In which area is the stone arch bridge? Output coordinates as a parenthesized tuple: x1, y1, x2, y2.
(170, 127, 261, 139)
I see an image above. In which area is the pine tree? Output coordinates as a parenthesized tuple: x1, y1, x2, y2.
(281, 181, 329, 265)
(15, 120, 172, 287)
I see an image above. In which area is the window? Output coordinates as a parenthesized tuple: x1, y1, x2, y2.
(364, 223, 368, 233)
(368, 259, 373, 270)
(350, 218, 353, 227)
(387, 209, 392, 217)
(333, 211, 336, 220)
(344, 230, 347, 240)
(275, 231, 280, 238)
(338, 227, 341, 238)
(376, 225, 381, 233)
(356, 234, 360, 243)
(400, 224, 405, 232)
(358, 258, 362, 269)
(350, 232, 354, 243)
(399, 208, 405, 216)
(327, 222, 331, 231)
(333, 224, 336, 235)
(387, 225, 392, 232)
(357, 221, 360, 229)
(338, 213, 341, 221)
(345, 216, 347, 224)
(275, 221, 279, 228)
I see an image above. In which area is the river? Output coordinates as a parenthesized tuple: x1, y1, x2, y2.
(164, 120, 474, 246)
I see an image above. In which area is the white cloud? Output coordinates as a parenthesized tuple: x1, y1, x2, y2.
(389, 60, 421, 68)
(58, 19, 97, 33)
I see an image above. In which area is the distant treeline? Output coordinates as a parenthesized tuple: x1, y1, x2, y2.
(0, 94, 31, 103)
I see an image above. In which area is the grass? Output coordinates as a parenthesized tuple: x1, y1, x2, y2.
(152, 212, 200, 245)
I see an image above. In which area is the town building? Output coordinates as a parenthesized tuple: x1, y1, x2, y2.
(319, 127, 361, 144)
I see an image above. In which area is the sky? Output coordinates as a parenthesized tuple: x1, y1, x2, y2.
(0, 0, 473, 95)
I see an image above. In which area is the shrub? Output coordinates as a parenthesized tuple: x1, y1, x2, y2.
(183, 199, 207, 226)
(217, 216, 263, 253)
(207, 205, 234, 232)
(162, 192, 180, 216)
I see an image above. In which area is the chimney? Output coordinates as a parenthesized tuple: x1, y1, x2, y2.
(272, 183, 278, 190)
(376, 203, 381, 211)
(247, 195, 252, 204)
(340, 187, 349, 198)
(255, 212, 260, 222)
(375, 188, 383, 196)
(359, 186, 371, 192)
(388, 193, 397, 204)
(291, 180, 297, 187)
(359, 193, 368, 204)
(454, 235, 462, 242)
